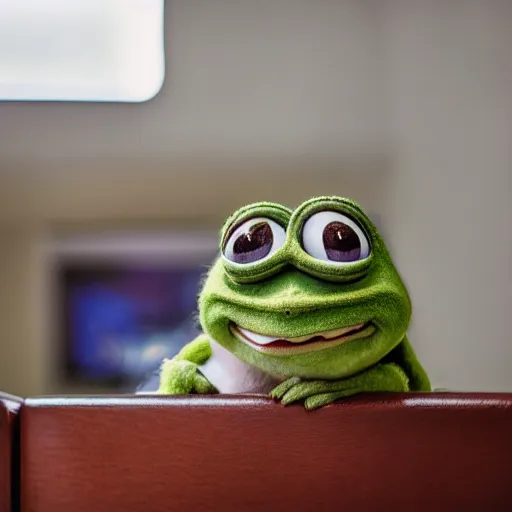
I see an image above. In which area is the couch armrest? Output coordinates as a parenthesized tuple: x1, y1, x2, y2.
(21, 393, 512, 511)
(0, 393, 22, 512)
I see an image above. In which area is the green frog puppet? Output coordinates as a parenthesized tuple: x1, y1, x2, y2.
(157, 196, 430, 409)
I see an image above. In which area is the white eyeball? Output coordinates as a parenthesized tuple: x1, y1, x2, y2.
(223, 217, 286, 265)
(302, 211, 370, 263)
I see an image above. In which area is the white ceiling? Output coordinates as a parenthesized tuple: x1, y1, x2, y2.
(0, 0, 164, 102)
(0, 0, 388, 171)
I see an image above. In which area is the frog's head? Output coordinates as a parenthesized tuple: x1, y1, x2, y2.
(199, 196, 411, 380)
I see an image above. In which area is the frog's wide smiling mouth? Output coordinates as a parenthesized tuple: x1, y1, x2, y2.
(230, 322, 375, 355)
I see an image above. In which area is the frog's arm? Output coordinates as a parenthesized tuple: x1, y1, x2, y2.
(271, 335, 430, 409)
(271, 362, 409, 409)
(157, 334, 218, 395)
(174, 333, 213, 365)
(390, 335, 431, 392)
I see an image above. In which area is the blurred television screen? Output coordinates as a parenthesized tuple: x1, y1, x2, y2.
(49, 232, 217, 388)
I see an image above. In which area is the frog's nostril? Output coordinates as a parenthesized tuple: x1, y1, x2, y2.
(285, 310, 291, 316)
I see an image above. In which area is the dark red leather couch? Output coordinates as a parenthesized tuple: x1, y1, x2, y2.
(0, 393, 21, 512)
(14, 393, 512, 511)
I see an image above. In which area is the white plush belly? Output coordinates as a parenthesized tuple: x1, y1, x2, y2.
(199, 338, 282, 394)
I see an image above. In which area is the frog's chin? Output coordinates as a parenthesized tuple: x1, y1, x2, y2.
(230, 322, 375, 356)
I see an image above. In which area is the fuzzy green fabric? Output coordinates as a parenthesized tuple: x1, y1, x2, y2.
(270, 362, 409, 408)
(157, 335, 216, 394)
(159, 196, 431, 409)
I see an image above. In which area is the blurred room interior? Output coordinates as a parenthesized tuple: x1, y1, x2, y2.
(0, 0, 510, 397)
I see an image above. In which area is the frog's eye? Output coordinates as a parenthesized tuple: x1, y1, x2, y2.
(223, 217, 286, 265)
(302, 211, 370, 263)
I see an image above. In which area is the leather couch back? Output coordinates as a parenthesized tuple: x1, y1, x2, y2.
(19, 393, 512, 511)
(0, 393, 21, 512)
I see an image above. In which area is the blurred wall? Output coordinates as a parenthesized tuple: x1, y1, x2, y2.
(383, 0, 512, 392)
(0, 0, 510, 395)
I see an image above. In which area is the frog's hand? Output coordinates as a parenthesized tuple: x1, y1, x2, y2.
(157, 334, 217, 395)
(271, 363, 409, 410)
(392, 335, 431, 392)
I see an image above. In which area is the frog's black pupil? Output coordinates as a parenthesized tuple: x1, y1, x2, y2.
(323, 221, 361, 261)
(232, 222, 273, 263)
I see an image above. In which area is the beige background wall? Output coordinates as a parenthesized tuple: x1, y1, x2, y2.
(0, 0, 510, 395)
